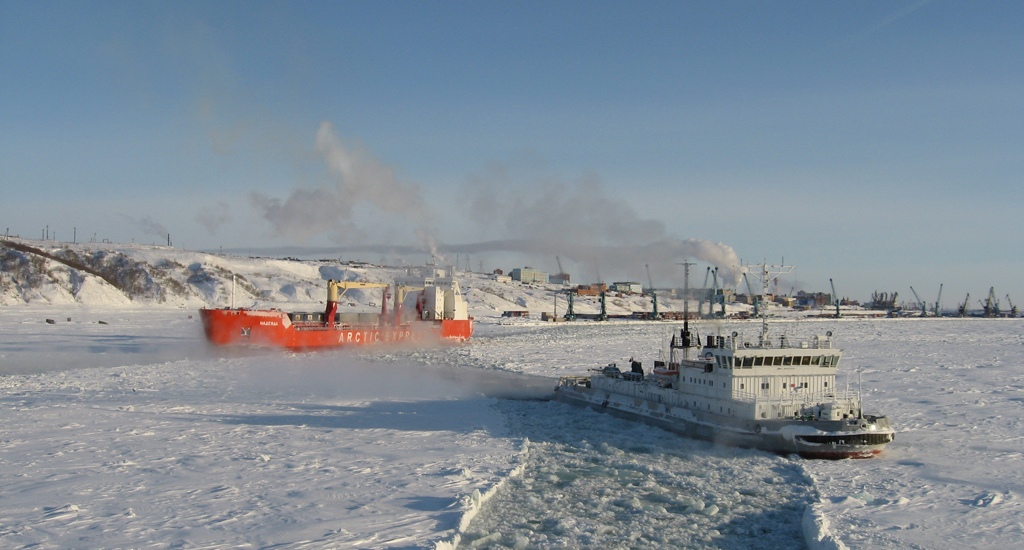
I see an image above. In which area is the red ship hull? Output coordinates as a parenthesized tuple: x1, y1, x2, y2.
(199, 308, 473, 349)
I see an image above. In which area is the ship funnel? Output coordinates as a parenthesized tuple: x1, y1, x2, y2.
(681, 327, 694, 348)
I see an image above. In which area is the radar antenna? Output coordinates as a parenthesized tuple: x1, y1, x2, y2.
(738, 262, 795, 346)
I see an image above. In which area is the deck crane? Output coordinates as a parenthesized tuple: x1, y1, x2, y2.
(1006, 295, 1018, 318)
(645, 263, 661, 320)
(958, 293, 970, 317)
(909, 286, 927, 316)
(934, 284, 943, 317)
(830, 278, 841, 318)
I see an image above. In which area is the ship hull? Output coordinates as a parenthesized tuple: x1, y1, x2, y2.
(554, 380, 892, 459)
(199, 308, 473, 349)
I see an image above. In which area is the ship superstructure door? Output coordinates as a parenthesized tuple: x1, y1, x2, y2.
(423, 286, 444, 320)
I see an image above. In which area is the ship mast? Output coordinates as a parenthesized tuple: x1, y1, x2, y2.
(678, 259, 695, 360)
(740, 262, 794, 347)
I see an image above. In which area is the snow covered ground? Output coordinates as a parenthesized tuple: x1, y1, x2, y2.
(2, 242, 1023, 548)
(3, 304, 1023, 549)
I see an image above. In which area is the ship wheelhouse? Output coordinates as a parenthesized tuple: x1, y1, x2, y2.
(674, 331, 859, 421)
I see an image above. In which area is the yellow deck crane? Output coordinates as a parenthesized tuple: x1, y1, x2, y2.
(325, 280, 390, 327)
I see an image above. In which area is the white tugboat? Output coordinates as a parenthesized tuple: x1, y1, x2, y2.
(554, 263, 894, 459)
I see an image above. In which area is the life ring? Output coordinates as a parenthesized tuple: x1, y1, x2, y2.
(702, 350, 714, 360)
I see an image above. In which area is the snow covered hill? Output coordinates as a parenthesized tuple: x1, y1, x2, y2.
(1, 237, 716, 322)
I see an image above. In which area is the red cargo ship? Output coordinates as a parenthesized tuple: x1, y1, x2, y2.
(200, 267, 473, 348)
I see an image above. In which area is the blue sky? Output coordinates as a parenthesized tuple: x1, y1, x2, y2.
(2, 1, 1022, 305)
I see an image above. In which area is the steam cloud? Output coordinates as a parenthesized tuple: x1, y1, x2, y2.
(250, 121, 434, 247)
(241, 123, 741, 283)
(195, 202, 231, 234)
(123, 215, 170, 240)
(459, 164, 742, 284)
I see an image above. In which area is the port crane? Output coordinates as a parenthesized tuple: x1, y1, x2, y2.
(830, 278, 841, 318)
(709, 267, 726, 317)
(979, 287, 999, 317)
(700, 267, 712, 316)
(743, 272, 759, 317)
(934, 284, 943, 317)
(1006, 295, 1018, 318)
(909, 286, 928, 316)
(563, 288, 576, 320)
(554, 255, 569, 287)
(958, 293, 970, 317)
(645, 263, 661, 320)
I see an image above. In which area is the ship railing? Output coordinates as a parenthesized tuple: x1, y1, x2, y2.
(694, 335, 832, 351)
(558, 375, 591, 388)
(775, 336, 834, 350)
(730, 388, 859, 406)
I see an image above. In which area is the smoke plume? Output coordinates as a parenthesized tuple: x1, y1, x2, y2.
(250, 121, 434, 247)
(123, 215, 170, 241)
(242, 124, 742, 284)
(195, 202, 231, 234)
(459, 164, 741, 284)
